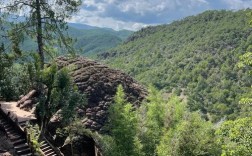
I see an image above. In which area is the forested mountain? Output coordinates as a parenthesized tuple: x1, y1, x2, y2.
(0, 22, 132, 57)
(100, 9, 252, 121)
(68, 27, 132, 56)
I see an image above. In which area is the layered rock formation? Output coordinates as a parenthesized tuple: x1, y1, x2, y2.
(18, 56, 147, 131)
(55, 56, 147, 131)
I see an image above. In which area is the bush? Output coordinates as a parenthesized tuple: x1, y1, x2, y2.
(0, 63, 31, 101)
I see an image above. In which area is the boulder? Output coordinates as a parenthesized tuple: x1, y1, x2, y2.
(19, 56, 147, 131)
(17, 90, 37, 107)
(54, 56, 147, 131)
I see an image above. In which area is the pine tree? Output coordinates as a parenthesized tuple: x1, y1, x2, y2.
(103, 85, 143, 156)
(1, 0, 81, 68)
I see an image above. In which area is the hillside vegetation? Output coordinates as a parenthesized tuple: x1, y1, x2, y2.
(0, 22, 132, 57)
(69, 27, 132, 56)
(100, 9, 252, 121)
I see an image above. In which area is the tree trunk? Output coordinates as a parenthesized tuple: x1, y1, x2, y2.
(35, 0, 44, 69)
(41, 87, 52, 135)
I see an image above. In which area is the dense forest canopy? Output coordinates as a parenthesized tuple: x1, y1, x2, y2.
(101, 9, 252, 121)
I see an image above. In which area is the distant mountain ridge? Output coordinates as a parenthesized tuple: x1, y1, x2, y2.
(68, 23, 99, 30)
(0, 21, 133, 56)
(100, 9, 252, 121)
(67, 25, 132, 56)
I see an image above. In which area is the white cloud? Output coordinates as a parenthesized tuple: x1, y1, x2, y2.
(222, 0, 252, 10)
(68, 9, 150, 31)
(70, 0, 211, 30)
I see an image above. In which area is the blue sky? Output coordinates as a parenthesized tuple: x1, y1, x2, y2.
(68, 0, 252, 31)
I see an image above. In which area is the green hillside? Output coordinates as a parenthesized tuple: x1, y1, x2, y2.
(0, 23, 132, 57)
(100, 9, 252, 121)
(68, 27, 132, 56)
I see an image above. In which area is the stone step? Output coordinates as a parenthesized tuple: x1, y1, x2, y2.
(16, 148, 31, 155)
(6, 130, 15, 135)
(3, 124, 11, 129)
(5, 126, 13, 131)
(0, 112, 33, 156)
(14, 143, 29, 151)
(44, 149, 54, 155)
(13, 139, 26, 146)
(46, 151, 55, 156)
(46, 151, 56, 156)
(9, 135, 22, 142)
(40, 139, 59, 156)
(20, 153, 32, 156)
(41, 142, 49, 147)
(41, 145, 51, 151)
(6, 131, 19, 135)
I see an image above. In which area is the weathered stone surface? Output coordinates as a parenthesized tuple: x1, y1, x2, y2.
(20, 100, 33, 109)
(19, 56, 147, 132)
(17, 90, 37, 107)
(54, 56, 147, 131)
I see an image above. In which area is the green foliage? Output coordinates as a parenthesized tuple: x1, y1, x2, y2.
(34, 60, 86, 133)
(138, 86, 165, 156)
(102, 9, 252, 121)
(237, 47, 252, 117)
(99, 85, 221, 156)
(1, 0, 83, 67)
(138, 88, 219, 156)
(57, 118, 93, 156)
(0, 44, 31, 100)
(163, 95, 187, 129)
(26, 124, 44, 155)
(103, 85, 143, 156)
(213, 12, 252, 156)
(238, 97, 252, 117)
(216, 117, 252, 156)
(0, 45, 14, 100)
(0, 20, 132, 58)
(157, 112, 220, 156)
(69, 28, 132, 57)
(6, 64, 32, 99)
(238, 51, 252, 68)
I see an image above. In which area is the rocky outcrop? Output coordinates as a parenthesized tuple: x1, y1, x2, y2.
(18, 56, 147, 132)
(55, 56, 147, 131)
(17, 90, 38, 111)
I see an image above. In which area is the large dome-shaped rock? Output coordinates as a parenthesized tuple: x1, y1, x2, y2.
(18, 56, 147, 131)
(53, 56, 147, 131)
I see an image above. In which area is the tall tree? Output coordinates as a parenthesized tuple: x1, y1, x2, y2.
(0, 0, 81, 68)
(139, 86, 166, 156)
(102, 85, 143, 156)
